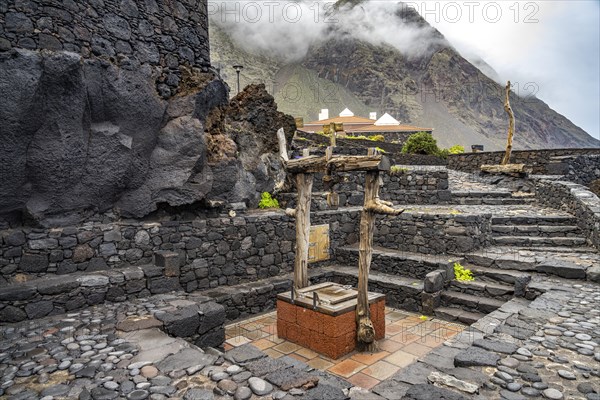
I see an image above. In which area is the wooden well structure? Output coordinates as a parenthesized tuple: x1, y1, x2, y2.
(275, 128, 403, 357)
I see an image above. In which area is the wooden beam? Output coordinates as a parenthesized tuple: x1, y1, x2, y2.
(284, 156, 327, 174)
(481, 163, 526, 177)
(328, 155, 391, 172)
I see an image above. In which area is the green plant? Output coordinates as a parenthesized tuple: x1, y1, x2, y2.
(448, 145, 465, 154)
(258, 192, 279, 209)
(375, 147, 387, 154)
(401, 132, 440, 155)
(345, 135, 369, 140)
(454, 262, 474, 282)
(436, 148, 450, 159)
(368, 134, 385, 142)
(390, 165, 409, 175)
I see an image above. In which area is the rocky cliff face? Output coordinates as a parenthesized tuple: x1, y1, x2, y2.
(0, 49, 294, 227)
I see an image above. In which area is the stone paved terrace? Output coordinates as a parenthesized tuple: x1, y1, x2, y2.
(224, 308, 465, 390)
(0, 274, 598, 399)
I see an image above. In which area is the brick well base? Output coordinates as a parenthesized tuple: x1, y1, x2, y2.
(276, 298, 386, 359)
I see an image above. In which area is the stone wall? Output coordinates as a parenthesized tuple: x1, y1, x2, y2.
(0, 212, 296, 286)
(447, 148, 600, 174)
(280, 166, 451, 210)
(0, 0, 210, 97)
(534, 178, 599, 250)
(1, 206, 490, 285)
(373, 212, 491, 255)
(564, 155, 600, 187)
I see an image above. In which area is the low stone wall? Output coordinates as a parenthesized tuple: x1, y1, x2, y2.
(0, 263, 178, 322)
(293, 132, 446, 166)
(201, 276, 292, 322)
(0, 212, 296, 286)
(373, 212, 492, 255)
(448, 148, 600, 173)
(534, 179, 600, 250)
(280, 167, 450, 209)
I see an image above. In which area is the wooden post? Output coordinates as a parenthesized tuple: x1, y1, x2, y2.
(356, 149, 403, 351)
(294, 173, 313, 291)
(357, 170, 378, 351)
(329, 123, 337, 147)
(501, 81, 515, 165)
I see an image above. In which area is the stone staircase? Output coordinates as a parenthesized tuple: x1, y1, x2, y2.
(490, 215, 586, 247)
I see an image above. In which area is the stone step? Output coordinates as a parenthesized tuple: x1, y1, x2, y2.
(440, 291, 505, 314)
(452, 191, 512, 198)
(465, 264, 531, 286)
(492, 236, 588, 247)
(491, 215, 579, 226)
(448, 279, 514, 301)
(434, 306, 485, 325)
(491, 224, 583, 237)
(336, 246, 462, 280)
(464, 246, 598, 281)
(452, 197, 533, 206)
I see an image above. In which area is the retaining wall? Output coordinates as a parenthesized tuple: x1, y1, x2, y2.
(535, 179, 600, 250)
(447, 148, 600, 173)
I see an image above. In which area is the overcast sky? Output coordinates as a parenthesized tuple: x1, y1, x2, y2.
(422, 0, 600, 140)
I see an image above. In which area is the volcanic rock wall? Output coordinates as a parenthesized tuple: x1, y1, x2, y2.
(0, 0, 295, 228)
(0, 0, 210, 97)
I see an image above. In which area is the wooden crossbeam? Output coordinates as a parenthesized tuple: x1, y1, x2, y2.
(328, 155, 390, 172)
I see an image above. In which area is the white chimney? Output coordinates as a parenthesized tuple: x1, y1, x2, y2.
(370, 112, 377, 120)
(318, 108, 329, 121)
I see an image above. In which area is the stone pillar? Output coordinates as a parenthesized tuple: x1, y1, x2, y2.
(422, 269, 446, 315)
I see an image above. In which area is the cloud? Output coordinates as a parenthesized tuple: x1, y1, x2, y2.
(209, 1, 599, 139)
(208, 1, 445, 61)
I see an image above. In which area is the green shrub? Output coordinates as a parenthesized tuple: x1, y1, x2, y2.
(390, 165, 408, 175)
(448, 145, 465, 154)
(368, 134, 385, 142)
(454, 262, 474, 282)
(436, 148, 449, 159)
(258, 192, 279, 209)
(401, 132, 440, 155)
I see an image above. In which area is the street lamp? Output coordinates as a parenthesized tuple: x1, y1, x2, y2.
(233, 65, 244, 94)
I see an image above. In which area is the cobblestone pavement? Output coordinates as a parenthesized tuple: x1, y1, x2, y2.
(371, 280, 600, 400)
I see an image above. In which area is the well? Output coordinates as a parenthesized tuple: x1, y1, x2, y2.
(276, 282, 386, 359)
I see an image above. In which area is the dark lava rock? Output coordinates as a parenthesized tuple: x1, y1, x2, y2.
(303, 383, 349, 400)
(402, 384, 467, 400)
(0, 50, 294, 225)
(473, 339, 518, 354)
(455, 347, 500, 367)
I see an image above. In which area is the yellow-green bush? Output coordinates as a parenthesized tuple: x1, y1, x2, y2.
(454, 262, 474, 281)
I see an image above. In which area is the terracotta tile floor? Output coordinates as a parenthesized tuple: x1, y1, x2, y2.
(224, 307, 465, 390)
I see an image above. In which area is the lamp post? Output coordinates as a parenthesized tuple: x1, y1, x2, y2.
(233, 65, 244, 94)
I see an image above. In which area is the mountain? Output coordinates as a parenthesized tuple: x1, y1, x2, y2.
(209, 2, 599, 150)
